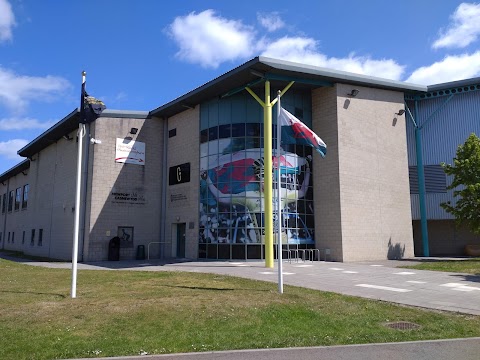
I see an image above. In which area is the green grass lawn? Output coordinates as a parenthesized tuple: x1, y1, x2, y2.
(401, 258, 480, 275)
(1, 258, 480, 360)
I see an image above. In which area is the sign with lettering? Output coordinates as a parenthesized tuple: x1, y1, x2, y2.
(169, 163, 190, 185)
(111, 190, 146, 205)
(115, 138, 145, 165)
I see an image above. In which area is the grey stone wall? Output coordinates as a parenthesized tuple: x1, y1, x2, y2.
(165, 107, 200, 259)
(0, 132, 78, 260)
(312, 86, 343, 260)
(312, 84, 414, 261)
(85, 116, 164, 261)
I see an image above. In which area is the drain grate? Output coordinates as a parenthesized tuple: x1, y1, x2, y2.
(384, 321, 421, 330)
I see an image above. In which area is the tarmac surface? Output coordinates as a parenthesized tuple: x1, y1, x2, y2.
(2, 253, 480, 359)
(16, 255, 480, 315)
(72, 337, 480, 360)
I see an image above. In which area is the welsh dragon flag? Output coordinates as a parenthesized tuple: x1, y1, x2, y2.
(278, 107, 327, 157)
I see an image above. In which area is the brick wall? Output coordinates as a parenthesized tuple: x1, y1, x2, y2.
(0, 132, 78, 260)
(85, 116, 164, 261)
(165, 107, 200, 259)
(312, 86, 344, 260)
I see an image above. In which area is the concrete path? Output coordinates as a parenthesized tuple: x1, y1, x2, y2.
(16, 256, 480, 315)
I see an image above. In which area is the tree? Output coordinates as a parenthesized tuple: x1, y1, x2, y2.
(441, 133, 480, 234)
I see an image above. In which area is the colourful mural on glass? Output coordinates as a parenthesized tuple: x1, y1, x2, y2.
(199, 130, 314, 246)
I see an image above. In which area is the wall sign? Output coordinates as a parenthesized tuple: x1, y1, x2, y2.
(169, 163, 190, 185)
(118, 226, 134, 248)
(115, 138, 145, 165)
(111, 190, 146, 205)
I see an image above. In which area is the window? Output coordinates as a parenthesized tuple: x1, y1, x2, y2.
(38, 229, 43, 247)
(198, 94, 315, 260)
(1, 193, 5, 213)
(15, 187, 22, 211)
(22, 184, 29, 209)
(22, 231, 25, 245)
(8, 232, 10, 243)
(169, 128, 177, 138)
(0, 232, 2, 243)
(11, 232, 14, 244)
(8, 190, 14, 212)
(30, 229, 35, 246)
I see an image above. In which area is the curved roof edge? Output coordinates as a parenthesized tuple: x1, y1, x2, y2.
(427, 77, 480, 91)
(257, 56, 427, 92)
(100, 109, 150, 119)
(17, 109, 150, 158)
(150, 56, 428, 119)
(18, 109, 80, 158)
(0, 159, 30, 184)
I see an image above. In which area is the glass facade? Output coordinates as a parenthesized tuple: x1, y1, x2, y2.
(198, 90, 316, 259)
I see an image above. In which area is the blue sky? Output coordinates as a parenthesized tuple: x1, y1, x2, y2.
(1, 0, 480, 173)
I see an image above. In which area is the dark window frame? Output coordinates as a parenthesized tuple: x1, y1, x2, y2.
(15, 187, 22, 211)
(22, 184, 29, 209)
(8, 190, 14, 212)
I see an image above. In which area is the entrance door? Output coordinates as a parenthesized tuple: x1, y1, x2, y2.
(176, 223, 186, 258)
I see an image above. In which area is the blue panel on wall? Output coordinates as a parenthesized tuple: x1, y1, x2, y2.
(208, 101, 219, 128)
(218, 101, 232, 126)
(231, 95, 247, 124)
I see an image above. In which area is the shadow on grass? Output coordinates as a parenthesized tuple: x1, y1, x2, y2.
(0, 290, 66, 298)
(162, 285, 236, 291)
(161, 285, 270, 292)
(397, 257, 476, 264)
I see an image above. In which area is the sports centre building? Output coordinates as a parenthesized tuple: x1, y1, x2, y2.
(1, 57, 479, 262)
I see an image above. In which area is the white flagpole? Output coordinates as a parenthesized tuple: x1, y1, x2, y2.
(71, 71, 86, 299)
(276, 91, 284, 294)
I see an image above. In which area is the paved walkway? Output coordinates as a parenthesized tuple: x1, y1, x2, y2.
(7, 254, 480, 315)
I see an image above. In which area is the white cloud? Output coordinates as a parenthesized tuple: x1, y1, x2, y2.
(433, 3, 480, 49)
(114, 91, 127, 102)
(257, 12, 285, 32)
(0, 139, 28, 160)
(261, 36, 405, 80)
(406, 51, 480, 84)
(0, 66, 71, 114)
(168, 10, 257, 68)
(168, 11, 404, 79)
(0, 0, 15, 42)
(0, 117, 56, 130)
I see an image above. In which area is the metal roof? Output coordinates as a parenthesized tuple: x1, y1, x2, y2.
(17, 109, 150, 158)
(0, 159, 30, 184)
(18, 109, 80, 158)
(427, 77, 480, 91)
(100, 109, 150, 119)
(150, 56, 428, 119)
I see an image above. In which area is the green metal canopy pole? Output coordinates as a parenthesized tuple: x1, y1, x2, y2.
(407, 94, 454, 257)
(414, 100, 429, 257)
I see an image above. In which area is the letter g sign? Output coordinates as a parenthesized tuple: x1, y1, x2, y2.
(177, 166, 182, 182)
